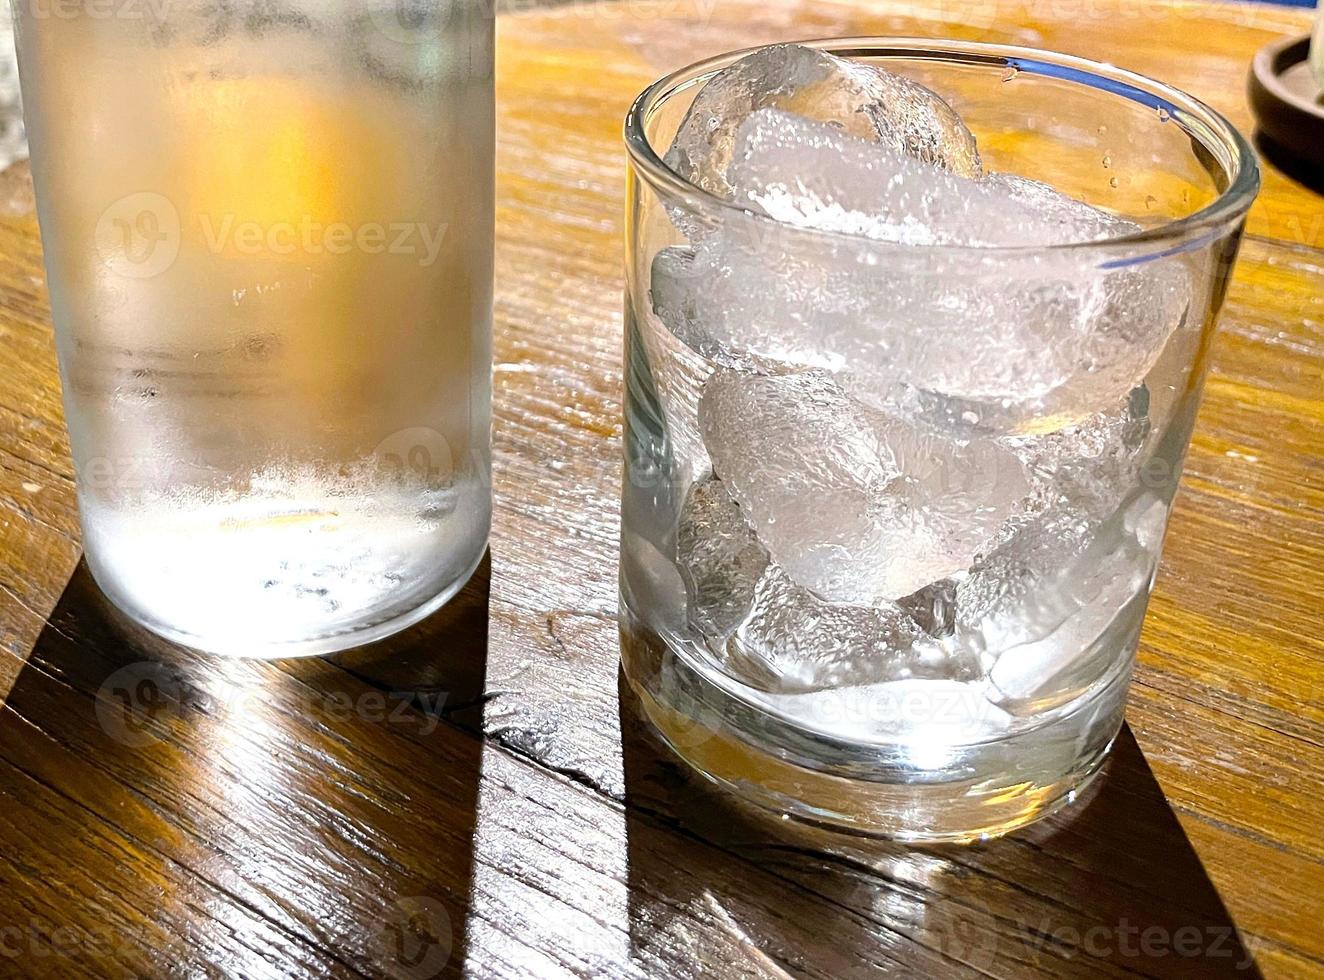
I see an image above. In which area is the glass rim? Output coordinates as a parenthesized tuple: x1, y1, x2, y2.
(623, 36, 1261, 260)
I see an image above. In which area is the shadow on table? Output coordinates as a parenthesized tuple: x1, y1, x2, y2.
(618, 672, 1262, 978)
(0, 556, 490, 979)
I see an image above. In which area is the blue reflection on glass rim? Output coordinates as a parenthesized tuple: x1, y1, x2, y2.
(1004, 58, 1184, 122)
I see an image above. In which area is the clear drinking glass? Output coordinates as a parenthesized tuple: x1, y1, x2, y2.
(14, 0, 493, 656)
(620, 39, 1258, 841)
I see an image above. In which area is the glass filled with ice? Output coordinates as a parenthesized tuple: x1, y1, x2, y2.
(14, 0, 493, 656)
(620, 40, 1258, 840)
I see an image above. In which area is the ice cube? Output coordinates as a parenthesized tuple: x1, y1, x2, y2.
(621, 529, 688, 634)
(698, 369, 1028, 602)
(848, 253, 1185, 433)
(1001, 391, 1152, 524)
(729, 109, 1072, 246)
(649, 243, 834, 375)
(956, 492, 1167, 701)
(956, 509, 1096, 642)
(676, 476, 768, 637)
(982, 494, 1168, 712)
(957, 394, 1152, 645)
(652, 218, 1090, 413)
(666, 44, 981, 200)
(1069, 262, 1191, 425)
(629, 290, 713, 479)
(983, 173, 1132, 242)
(872, 410, 1032, 537)
(955, 175, 1190, 426)
(727, 110, 1190, 424)
(655, 104, 1189, 431)
(897, 577, 960, 639)
(698, 369, 893, 603)
(649, 221, 889, 381)
(724, 562, 947, 693)
(674, 479, 982, 695)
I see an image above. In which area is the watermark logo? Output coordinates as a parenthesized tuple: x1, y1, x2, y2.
(374, 427, 455, 487)
(95, 661, 186, 748)
(376, 896, 453, 979)
(95, 192, 181, 280)
(367, 0, 445, 45)
(651, 659, 726, 752)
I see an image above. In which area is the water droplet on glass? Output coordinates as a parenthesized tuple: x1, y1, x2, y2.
(1097, 124, 1108, 135)
(1108, 176, 1120, 188)
(1156, 106, 1171, 122)
(1102, 154, 1112, 169)
(1001, 66, 1019, 83)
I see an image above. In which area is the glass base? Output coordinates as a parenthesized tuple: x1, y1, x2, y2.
(620, 603, 1128, 843)
(85, 541, 488, 660)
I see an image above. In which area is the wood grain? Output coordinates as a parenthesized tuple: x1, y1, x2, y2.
(0, 161, 78, 684)
(0, 562, 1266, 978)
(0, 0, 1320, 976)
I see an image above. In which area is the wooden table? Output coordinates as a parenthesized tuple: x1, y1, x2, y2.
(0, 0, 1320, 976)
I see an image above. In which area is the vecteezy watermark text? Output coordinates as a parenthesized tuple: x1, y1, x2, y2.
(197, 214, 448, 266)
(1016, 917, 1259, 970)
(75, 431, 481, 495)
(96, 193, 448, 279)
(25, 0, 171, 20)
(96, 661, 451, 747)
(0, 918, 136, 962)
